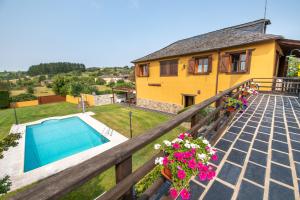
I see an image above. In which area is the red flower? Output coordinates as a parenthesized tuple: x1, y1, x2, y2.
(207, 170, 216, 180)
(177, 169, 186, 180)
(172, 143, 181, 149)
(178, 133, 185, 140)
(180, 188, 190, 200)
(199, 171, 207, 181)
(174, 152, 184, 161)
(163, 157, 168, 166)
(169, 188, 178, 199)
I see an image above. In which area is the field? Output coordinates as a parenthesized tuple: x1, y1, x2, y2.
(10, 86, 54, 97)
(0, 103, 185, 200)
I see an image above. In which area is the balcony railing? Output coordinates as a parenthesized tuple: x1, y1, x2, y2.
(10, 77, 299, 200)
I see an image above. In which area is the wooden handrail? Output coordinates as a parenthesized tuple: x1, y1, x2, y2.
(11, 79, 253, 200)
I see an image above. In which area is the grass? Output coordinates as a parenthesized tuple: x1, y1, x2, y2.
(10, 86, 54, 97)
(94, 85, 110, 91)
(0, 103, 185, 200)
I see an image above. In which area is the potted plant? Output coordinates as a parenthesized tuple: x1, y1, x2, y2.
(154, 133, 218, 199)
(223, 97, 243, 114)
(250, 81, 259, 89)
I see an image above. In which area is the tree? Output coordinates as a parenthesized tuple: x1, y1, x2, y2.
(68, 82, 84, 97)
(96, 78, 106, 85)
(52, 75, 70, 96)
(27, 85, 34, 94)
(287, 56, 300, 77)
(28, 62, 86, 76)
(38, 75, 46, 83)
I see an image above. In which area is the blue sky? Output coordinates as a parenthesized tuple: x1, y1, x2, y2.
(0, 0, 299, 71)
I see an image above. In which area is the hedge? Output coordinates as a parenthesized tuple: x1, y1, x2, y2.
(0, 91, 9, 108)
(9, 93, 38, 103)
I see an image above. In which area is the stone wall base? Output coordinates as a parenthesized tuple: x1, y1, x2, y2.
(137, 98, 183, 114)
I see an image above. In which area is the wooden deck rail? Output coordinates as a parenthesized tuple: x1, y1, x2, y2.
(253, 77, 300, 95)
(11, 79, 254, 200)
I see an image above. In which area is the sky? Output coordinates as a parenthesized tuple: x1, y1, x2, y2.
(0, 0, 299, 71)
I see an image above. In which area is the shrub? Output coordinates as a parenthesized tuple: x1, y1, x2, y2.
(95, 90, 112, 95)
(10, 93, 37, 102)
(96, 78, 106, 85)
(135, 167, 161, 197)
(27, 85, 34, 94)
(0, 175, 11, 194)
(0, 91, 9, 108)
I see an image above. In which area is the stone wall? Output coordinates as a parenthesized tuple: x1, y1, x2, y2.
(137, 98, 183, 114)
(94, 94, 113, 106)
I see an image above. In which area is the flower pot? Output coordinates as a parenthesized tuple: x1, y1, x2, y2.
(241, 91, 249, 96)
(227, 106, 236, 112)
(161, 167, 172, 181)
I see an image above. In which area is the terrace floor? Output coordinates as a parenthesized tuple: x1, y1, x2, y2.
(185, 94, 300, 200)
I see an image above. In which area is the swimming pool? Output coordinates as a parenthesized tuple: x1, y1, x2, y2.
(24, 116, 109, 172)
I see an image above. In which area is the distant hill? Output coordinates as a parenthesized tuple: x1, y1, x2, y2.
(28, 62, 85, 76)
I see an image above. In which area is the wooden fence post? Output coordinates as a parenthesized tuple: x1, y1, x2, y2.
(115, 156, 133, 200)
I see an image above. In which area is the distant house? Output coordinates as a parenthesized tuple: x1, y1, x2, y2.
(132, 19, 300, 113)
(101, 75, 130, 83)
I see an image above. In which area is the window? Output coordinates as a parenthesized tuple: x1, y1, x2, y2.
(196, 58, 209, 73)
(188, 56, 212, 75)
(230, 53, 246, 73)
(136, 63, 149, 77)
(160, 60, 178, 76)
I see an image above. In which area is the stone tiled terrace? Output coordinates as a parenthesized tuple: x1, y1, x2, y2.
(183, 94, 300, 200)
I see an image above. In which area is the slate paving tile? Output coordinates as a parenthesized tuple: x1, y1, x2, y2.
(273, 132, 287, 143)
(293, 150, 300, 162)
(274, 126, 286, 134)
(250, 117, 260, 122)
(287, 122, 299, 128)
(272, 140, 289, 153)
(261, 121, 272, 127)
(247, 121, 259, 127)
(233, 121, 245, 128)
(244, 162, 266, 185)
(272, 150, 290, 166)
(243, 126, 257, 134)
(274, 122, 285, 127)
(288, 126, 300, 134)
(239, 132, 254, 142)
(290, 133, 300, 142)
(239, 117, 248, 122)
(203, 181, 234, 200)
(253, 140, 268, 152)
(271, 163, 293, 186)
(228, 126, 241, 134)
(218, 162, 242, 185)
(269, 181, 295, 200)
(215, 139, 232, 151)
(249, 150, 267, 166)
(262, 117, 272, 123)
(234, 140, 250, 152)
(291, 141, 300, 151)
(286, 117, 297, 123)
(255, 132, 270, 142)
(210, 151, 225, 166)
(258, 126, 271, 134)
(237, 180, 264, 200)
(227, 149, 247, 166)
(295, 162, 300, 178)
(274, 117, 284, 122)
(223, 132, 238, 141)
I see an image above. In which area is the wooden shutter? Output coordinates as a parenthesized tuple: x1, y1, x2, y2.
(207, 56, 213, 73)
(188, 58, 195, 74)
(135, 64, 140, 77)
(220, 54, 230, 73)
(245, 49, 253, 73)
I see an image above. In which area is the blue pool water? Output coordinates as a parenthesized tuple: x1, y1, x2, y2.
(24, 117, 109, 172)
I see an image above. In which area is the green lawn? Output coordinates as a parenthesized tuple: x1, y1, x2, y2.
(0, 103, 185, 200)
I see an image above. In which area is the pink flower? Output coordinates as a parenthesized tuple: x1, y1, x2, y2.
(207, 170, 216, 180)
(169, 188, 178, 199)
(174, 152, 184, 161)
(198, 171, 207, 181)
(163, 157, 168, 166)
(180, 188, 190, 200)
(211, 154, 218, 161)
(188, 159, 197, 170)
(177, 169, 186, 180)
(183, 151, 193, 159)
(173, 143, 181, 149)
(190, 148, 196, 155)
(178, 133, 185, 140)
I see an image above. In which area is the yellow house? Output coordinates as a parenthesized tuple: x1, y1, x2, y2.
(132, 19, 300, 113)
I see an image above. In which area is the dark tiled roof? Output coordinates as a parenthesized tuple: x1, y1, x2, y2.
(132, 19, 283, 63)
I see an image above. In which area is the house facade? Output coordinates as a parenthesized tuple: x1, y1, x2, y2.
(132, 19, 300, 113)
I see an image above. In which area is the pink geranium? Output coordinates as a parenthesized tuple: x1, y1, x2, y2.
(188, 159, 197, 170)
(180, 188, 190, 200)
(173, 143, 180, 149)
(178, 133, 185, 140)
(174, 152, 184, 161)
(169, 188, 178, 199)
(207, 170, 216, 180)
(177, 169, 186, 180)
(163, 157, 168, 166)
(199, 171, 207, 181)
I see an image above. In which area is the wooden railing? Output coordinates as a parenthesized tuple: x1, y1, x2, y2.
(11, 79, 255, 200)
(254, 77, 300, 96)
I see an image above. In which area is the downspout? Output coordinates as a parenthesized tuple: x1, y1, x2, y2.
(215, 50, 221, 95)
